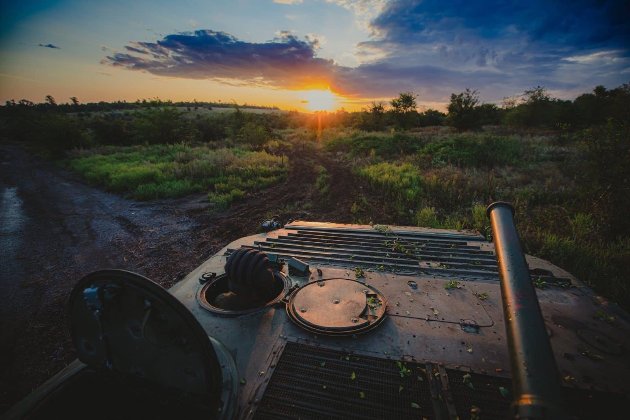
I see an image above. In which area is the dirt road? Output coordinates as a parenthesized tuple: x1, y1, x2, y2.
(0, 145, 210, 410)
(0, 141, 374, 412)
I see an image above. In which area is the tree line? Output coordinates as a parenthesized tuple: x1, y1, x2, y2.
(357, 83, 630, 131)
(1, 83, 628, 156)
(3, 97, 279, 113)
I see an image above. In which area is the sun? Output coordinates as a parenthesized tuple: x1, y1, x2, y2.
(302, 89, 339, 112)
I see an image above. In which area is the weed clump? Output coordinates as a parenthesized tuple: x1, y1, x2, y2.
(418, 134, 522, 168)
(67, 144, 288, 206)
(358, 162, 423, 211)
(326, 132, 423, 158)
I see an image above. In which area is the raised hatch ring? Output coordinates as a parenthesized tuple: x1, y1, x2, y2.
(197, 272, 290, 316)
(286, 278, 387, 335)
(198, 247, 291, 316)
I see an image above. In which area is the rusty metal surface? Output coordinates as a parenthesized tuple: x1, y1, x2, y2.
(253, 224, 499, 280)
(287, 279, 386, 334)
(163, 221, 630, 418)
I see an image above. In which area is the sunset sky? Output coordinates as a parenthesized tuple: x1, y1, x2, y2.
(0, 0, 628, 111)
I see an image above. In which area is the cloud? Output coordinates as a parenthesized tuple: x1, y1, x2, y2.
(38, 43, 60, 49)
(564, 50, 625, 64)
(104, 30, 338, 90)
(305, 33, 326, 50)
(368, 0, 630, 50)
(105, 0, 630, 105)
(102, 28, 521, 102)
(326, 0, 387, 31)
(353, 0, 630, 101)
(273, 0, 303, 5)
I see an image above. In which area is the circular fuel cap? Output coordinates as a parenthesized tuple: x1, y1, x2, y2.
(286, 279, 387, 335)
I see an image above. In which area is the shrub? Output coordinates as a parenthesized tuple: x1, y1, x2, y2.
(209, 188, 246, 209)
(358, 162, 423, 210)
(239, 122, 269, 146)
(447, 89, 481, 131)
(326, 133, 423, 158)
(418, 109, 446, 127)
(90, 115, 134, 146)
(135, 179, 201, 199)
(109, 165, 165, 192)
(415, 207, 440, 228)
(528, 233, 630, 306)
(131, 107, 197, 144)
(315, 165, 330, 195)
(471, 204, 488, 233)
(577, 123, 630, 238)
(419, 134, 521, 168)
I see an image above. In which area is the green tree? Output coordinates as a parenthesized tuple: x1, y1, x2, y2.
(360, 101, 386, 131)
(391, 92, 416, 113)
(390, 92, 417, 129)
(132, 106, 197, 144)
(369, 101, 385, 118)
(523, 86, 550, 104)
(418, 109, 446, 127)
(45, 95, 57, 106)
(476, 103, 502, 125)
(239, 121, 269, 146)
(504, 86, 557, 127)
(593, 85, 607, 97)
(447, 88, 480, 130)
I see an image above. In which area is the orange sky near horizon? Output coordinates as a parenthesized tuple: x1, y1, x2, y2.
(0, 45, 448, 112)
(0, 66, 449, 113)
(0, 70, 379, 113)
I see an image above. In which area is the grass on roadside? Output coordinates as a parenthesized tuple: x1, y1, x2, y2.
(67, 143, 288, 207)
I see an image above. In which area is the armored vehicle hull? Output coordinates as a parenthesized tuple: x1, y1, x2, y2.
(6, 213, 630, 419)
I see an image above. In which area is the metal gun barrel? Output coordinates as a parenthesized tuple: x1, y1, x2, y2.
(486, 202, 565, 419)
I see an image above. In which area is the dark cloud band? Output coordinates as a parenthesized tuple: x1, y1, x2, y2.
(105, 30, 337, 90)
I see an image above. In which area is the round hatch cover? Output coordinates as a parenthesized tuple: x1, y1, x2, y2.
(286, 279, 387, 335)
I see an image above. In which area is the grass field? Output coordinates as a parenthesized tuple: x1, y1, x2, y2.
(323, 126, 630, 308)
(61, 123, 629, 309)
(67, 143, 289, 208)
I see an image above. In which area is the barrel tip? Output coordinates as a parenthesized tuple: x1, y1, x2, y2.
(486, 201, 515, 218)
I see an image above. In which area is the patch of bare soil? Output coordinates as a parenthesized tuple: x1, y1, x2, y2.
(0, 143, 381, 412)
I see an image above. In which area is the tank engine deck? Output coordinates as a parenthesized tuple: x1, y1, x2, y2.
(168, 221, 630, 419)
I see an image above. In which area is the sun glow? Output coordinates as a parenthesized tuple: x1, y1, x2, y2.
(302, 89, 340, 112)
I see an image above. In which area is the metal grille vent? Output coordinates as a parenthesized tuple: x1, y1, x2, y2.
(253, 342, 626, 419)
(445, 369, 512, 419)
(246, 227, 570, 284)
(255, 228, 498, 279)
(254, 342, 434, 420)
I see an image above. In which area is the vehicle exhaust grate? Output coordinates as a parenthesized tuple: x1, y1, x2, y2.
(253, 343, 627, 419)
(256, 228, 498, 280)
(254, 342, 434, 420)
(445, 369, 512, 420)
(243, 228, 571, 283)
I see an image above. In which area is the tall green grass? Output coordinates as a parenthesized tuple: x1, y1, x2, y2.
(358, 162, 423, 206)
(326, 132, 424, 157)
(418, 134, 522, 168)
(344, 126, 629, 308)
(67, 144, 288, 207)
